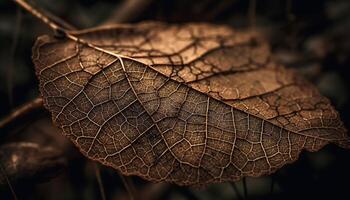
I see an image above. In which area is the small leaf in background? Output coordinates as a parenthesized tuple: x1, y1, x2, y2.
(0, 142, 66, 187)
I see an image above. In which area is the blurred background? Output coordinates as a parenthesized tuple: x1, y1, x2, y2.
(0, 0, 350, 199)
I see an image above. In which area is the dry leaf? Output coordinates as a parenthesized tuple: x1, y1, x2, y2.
(0, 142, 66, 186)
(32, 22, 349, 186)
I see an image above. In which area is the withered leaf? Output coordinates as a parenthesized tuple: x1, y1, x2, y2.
(32, 22, 349, 186)
(0, 142, 66, 186)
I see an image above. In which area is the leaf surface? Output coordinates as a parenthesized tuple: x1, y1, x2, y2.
(32, 22, 349, 186)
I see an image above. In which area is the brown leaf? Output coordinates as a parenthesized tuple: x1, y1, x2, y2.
(0, 142, 66, 186)
(32, 22, 349, 186)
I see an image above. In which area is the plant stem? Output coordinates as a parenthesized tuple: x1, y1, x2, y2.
(14, 0, 76, 31)
(0, 97, 44, 130)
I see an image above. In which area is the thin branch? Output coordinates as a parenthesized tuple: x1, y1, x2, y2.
(14, 0, 129, 60)
(102, 0, 155, 25)
(94, 163, 106, 200)
(118, 172, 135, 200)
(14, 0, 76, 31)
(14, 0, 73, 32)
(0, 97, 44, 130)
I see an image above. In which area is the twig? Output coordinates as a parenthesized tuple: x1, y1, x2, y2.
(14, 0, 122, 57)
(94, 163, 106, 200)
(102, 0, 154, 24)
(14, 0, 74, 32)
(16, 0, 77, 30)
(118, 172, 135, 200)
(0, 97, 44, 130)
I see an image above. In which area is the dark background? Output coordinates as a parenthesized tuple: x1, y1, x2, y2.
(0, 0, 350, 199)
